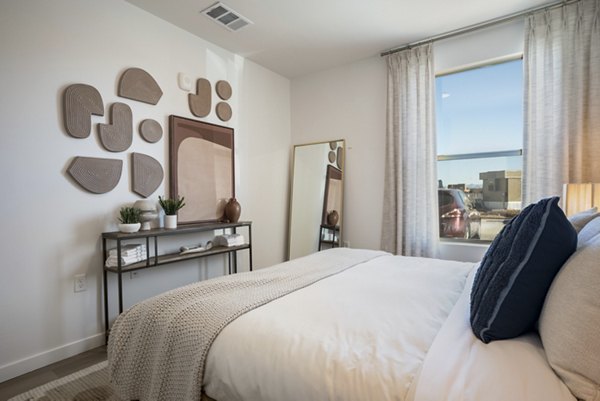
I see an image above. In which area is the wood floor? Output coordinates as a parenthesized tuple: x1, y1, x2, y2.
(0, 346, 107, 401)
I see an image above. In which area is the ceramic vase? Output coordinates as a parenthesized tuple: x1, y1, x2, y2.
(164, 214, 177, 229)
(225, 198, 241, 223)
(327, 210, 339, 226)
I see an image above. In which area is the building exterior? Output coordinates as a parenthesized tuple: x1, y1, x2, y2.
(479, 170, 522, 210)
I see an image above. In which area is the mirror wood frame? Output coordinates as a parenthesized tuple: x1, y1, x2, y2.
(287, 139, 345, 260)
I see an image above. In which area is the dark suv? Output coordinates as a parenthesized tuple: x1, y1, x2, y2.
(438, 188, 481, 239)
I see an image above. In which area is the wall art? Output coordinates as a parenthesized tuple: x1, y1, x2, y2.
(215, 80, 232, 100)
(322, 165, 343, 226)
(98, 103, 132, 152)
(118, 67, 163, 105)
(67, 156, 122, 194)
(139, 119, 162, 143)
(216, 102, 232, 122)
(63, 84, 104, 138)
(131, 152, 163, 198)
(189, 78, 211, 118)
(337, 146, 344, 170)
(169, 115, 234, 224)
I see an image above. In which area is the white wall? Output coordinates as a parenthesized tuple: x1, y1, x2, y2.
(0, 0, 290, 381)
(291, 20, 526, 263)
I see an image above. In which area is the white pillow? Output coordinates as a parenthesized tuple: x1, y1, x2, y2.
(415, 269, 576, 401)
(568, 207, 599, 233)
(539, 233, 600, 401)
(578, 215, 600, 246)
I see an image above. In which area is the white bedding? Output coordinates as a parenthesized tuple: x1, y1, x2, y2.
(415, 269, 576, 401)
(203, 254, 474, 401)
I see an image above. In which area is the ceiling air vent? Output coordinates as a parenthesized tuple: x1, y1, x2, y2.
(201, 2, 253, 32)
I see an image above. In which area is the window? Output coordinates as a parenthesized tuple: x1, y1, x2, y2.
(436, 58, 523, 241)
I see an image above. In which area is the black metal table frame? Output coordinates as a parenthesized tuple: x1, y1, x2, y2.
(102, 221, 252, 342)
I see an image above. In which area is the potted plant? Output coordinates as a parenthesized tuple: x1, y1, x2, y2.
(118, 206, 142, 233)
(159, 195, 186, 229)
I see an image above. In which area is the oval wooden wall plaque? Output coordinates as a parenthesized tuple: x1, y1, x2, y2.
(216, 80, 232, 100)
(139, 119, 162, 143)
(216, 102, 232, 122)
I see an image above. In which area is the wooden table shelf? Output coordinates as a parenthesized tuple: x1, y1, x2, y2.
(104, 243, 251, 273)
(102, 221, 252, 342)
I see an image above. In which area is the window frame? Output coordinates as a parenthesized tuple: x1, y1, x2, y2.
(435, 54, 524, 244)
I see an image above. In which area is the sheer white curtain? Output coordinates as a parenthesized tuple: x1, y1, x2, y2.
(381, 44, 439, 257)
(523, 0, 600, 203)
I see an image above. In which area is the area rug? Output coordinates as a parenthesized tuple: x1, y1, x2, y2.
(8, 361, 120, 401)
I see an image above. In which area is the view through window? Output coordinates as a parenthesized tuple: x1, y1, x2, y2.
(436, 58, 523, 241)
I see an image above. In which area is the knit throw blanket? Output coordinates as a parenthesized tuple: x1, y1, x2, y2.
(108, 248, 387, 401)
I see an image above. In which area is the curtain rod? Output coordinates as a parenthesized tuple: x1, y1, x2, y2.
(380, 0, 576, 57)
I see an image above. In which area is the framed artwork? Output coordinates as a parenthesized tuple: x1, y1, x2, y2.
(322, 165, 343, 225)
(169, 115, 234, 224)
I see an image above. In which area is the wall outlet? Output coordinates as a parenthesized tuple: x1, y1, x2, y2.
(74, 274, 87, 292)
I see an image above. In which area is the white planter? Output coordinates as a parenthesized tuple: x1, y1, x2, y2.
(118, 223, 141, 233)
(164, 214, 178, 229)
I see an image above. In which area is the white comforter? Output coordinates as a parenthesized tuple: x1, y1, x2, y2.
(204, 254, 474, 401)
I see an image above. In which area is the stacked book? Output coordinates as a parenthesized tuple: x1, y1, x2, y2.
(213, 233, 245, 247)
(105, 244, 147, 267)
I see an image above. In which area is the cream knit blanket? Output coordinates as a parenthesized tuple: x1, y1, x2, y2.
(107, 248, 387, 401)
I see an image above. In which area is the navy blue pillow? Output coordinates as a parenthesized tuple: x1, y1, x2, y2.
(470, 197, 577, 343)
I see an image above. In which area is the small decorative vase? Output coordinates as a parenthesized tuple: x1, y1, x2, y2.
(164, 214, 177, 229)
(134, 199, 158, 231)
(224, 198, 241, 223)
(118, 223, 141, 233)
(327, 210, 339, 226)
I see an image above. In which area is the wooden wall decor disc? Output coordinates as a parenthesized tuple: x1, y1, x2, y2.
(139, 119, 162, 143)
(328, 151, 336, 163)
(215, 80, 232, 100)
(64, 84, 104, 138)
(98, 102, 133, 152)
(337, 147, 344, 169)
(118, 68, 163, 105)
(216, 102, 232, 121)
(132, 152, 164, 198)
(67, 156, 122, 194)
(189, 78, 211, 118)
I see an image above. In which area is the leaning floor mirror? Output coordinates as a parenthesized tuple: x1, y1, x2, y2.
(288, 140, 345, 260)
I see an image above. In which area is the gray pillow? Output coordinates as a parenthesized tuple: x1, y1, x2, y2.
(539, 233, 600, 401)
(568, 207, 599, 233)
(578, 215, 600, 246)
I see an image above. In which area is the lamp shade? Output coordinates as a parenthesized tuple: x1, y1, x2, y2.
(562, 183, 600, 216)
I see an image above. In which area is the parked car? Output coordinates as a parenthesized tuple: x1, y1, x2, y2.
(438, 188, 481, 239)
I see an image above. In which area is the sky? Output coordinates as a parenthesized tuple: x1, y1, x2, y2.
(436, 59, 523, 187)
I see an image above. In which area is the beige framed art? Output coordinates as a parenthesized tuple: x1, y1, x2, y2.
(169, 115, 234, 224)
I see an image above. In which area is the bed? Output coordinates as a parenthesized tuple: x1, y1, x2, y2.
(108, 203, 600, 401)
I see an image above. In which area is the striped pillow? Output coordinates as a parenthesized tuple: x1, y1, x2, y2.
(470, 197, 577, 343)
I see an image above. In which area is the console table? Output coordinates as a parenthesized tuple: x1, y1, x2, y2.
(102, 221, 252, 340)
(318, 223, 339, 250)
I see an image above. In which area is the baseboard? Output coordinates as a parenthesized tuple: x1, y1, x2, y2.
(0, 332, 105, 383)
